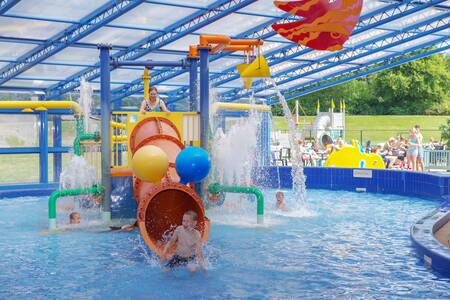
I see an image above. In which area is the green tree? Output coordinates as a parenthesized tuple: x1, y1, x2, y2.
(271, 53, 450, 116)
(371, 53, 450, 114)
(439, 119, 450, 148)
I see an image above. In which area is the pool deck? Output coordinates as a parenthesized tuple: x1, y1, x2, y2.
(410, 203, 450, 277)
(435, 219, 450, 248)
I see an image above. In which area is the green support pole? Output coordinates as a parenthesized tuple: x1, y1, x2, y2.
(48, 184, 104, 230)
(208, 182, 264, 224)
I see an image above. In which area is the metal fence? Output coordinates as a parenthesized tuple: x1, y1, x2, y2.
(424, 150, 450, 171)
(276, 129, 442, 145)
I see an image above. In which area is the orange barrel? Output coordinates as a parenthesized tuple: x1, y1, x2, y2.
(137, 181, 210, 257)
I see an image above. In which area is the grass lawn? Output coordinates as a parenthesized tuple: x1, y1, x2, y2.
(273, 115, 449, 144)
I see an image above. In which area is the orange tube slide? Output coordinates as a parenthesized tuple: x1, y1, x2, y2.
(129, 117, 210, 257)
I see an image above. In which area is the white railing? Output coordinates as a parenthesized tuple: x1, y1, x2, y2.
(424, 150, 450, 171)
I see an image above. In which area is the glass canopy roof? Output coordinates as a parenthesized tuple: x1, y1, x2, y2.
(0, 0, 448, 106)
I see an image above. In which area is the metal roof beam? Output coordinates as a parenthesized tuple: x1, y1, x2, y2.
(221, 13, 449, 101)
(2, 12, 169, 33)
(145, 0, 287, 19)
(115, 13, 294, 101)
(266, 37, 450, 104)
(0, 85, 46, 92)
(216, 0, 447, 99)
(168, 0, 443, 103)
(0, 0, 20, 15)
(45, 0, 258, 99)
(0, 0, 146, 86)
(0, 36, 255, 60)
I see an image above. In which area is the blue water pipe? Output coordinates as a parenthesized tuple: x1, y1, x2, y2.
(189, 56, 199, 112)
(39, 110, 48, 183)
(99, 44, 112, 223)
(199, 47, 209, 149)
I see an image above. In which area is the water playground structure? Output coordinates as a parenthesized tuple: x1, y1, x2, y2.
(0, 34, 273, 258)
(1, 0, 450, 297)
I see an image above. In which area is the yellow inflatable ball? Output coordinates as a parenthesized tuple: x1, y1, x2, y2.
(132, 145, 168, 183)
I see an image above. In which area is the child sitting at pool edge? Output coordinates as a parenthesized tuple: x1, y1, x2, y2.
(162, 210, 205, 272)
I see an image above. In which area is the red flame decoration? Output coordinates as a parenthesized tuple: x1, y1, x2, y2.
(272, 0, 363, 51)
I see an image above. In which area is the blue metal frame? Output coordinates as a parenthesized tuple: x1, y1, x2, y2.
(168, 0, 447, 103)
(222, 12, 450, 101)
(45, 0, 257, 99)
(99, 45, 112, 219)
(124, 14, 292, 103)
(268, 37, 450, 104)
(165, 1, 425, 102)
(38, 111, 48, 183)
(189, 57, 199, 111)
(0, 0, 20, 15)
(0, 0, 447, 102)
(215, 0, 448, 101)
(0, 147, 69, 154)
(53, 115, 63, 182)
(0, 0, 146, 86)
(199, 47, 209, 148)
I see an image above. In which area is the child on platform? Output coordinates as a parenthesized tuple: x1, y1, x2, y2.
(162, 210, 205, 272)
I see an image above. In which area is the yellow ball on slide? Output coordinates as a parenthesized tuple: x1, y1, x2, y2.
(132, 145, 168, 183)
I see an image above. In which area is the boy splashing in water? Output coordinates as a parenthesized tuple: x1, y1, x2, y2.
(162, 210, 205, 272)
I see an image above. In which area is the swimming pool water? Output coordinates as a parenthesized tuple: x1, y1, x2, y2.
(0, 190, 449, 299)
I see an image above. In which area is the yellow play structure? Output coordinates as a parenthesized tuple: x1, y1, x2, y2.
(324, 140, 385, 169)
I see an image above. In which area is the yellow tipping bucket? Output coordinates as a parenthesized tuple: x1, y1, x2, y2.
(237, 55, 270, 89)
(238, 55, 271, 78)
(236, 63, 253, 89)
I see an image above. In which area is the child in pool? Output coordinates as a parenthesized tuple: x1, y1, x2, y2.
(276, 191, 288, 211)
(162, 210, 205, 272)
(69, 212, 80, 224)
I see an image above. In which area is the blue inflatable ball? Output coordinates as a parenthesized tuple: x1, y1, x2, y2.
(176, 146, 211, 184)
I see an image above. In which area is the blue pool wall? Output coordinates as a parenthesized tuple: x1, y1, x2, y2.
(254, 167, 450, 201)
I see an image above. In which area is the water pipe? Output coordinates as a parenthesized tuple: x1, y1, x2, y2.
(208, 182, 264, 224)
(48, 184, 104, 230)
(0, 100, 83, 116)
(73, 117, 100, 156)
(212, 102, 271, 112)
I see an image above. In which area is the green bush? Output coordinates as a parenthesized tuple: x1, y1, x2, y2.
(439, 119, 450, 148)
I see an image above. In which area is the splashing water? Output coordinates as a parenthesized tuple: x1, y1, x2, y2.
(210, 108, 262, 187)
(79, 78, 93, 132)
(268, 79, 307, 205)
(58, 155, 100, 222)
(60, 155, 98, 189)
